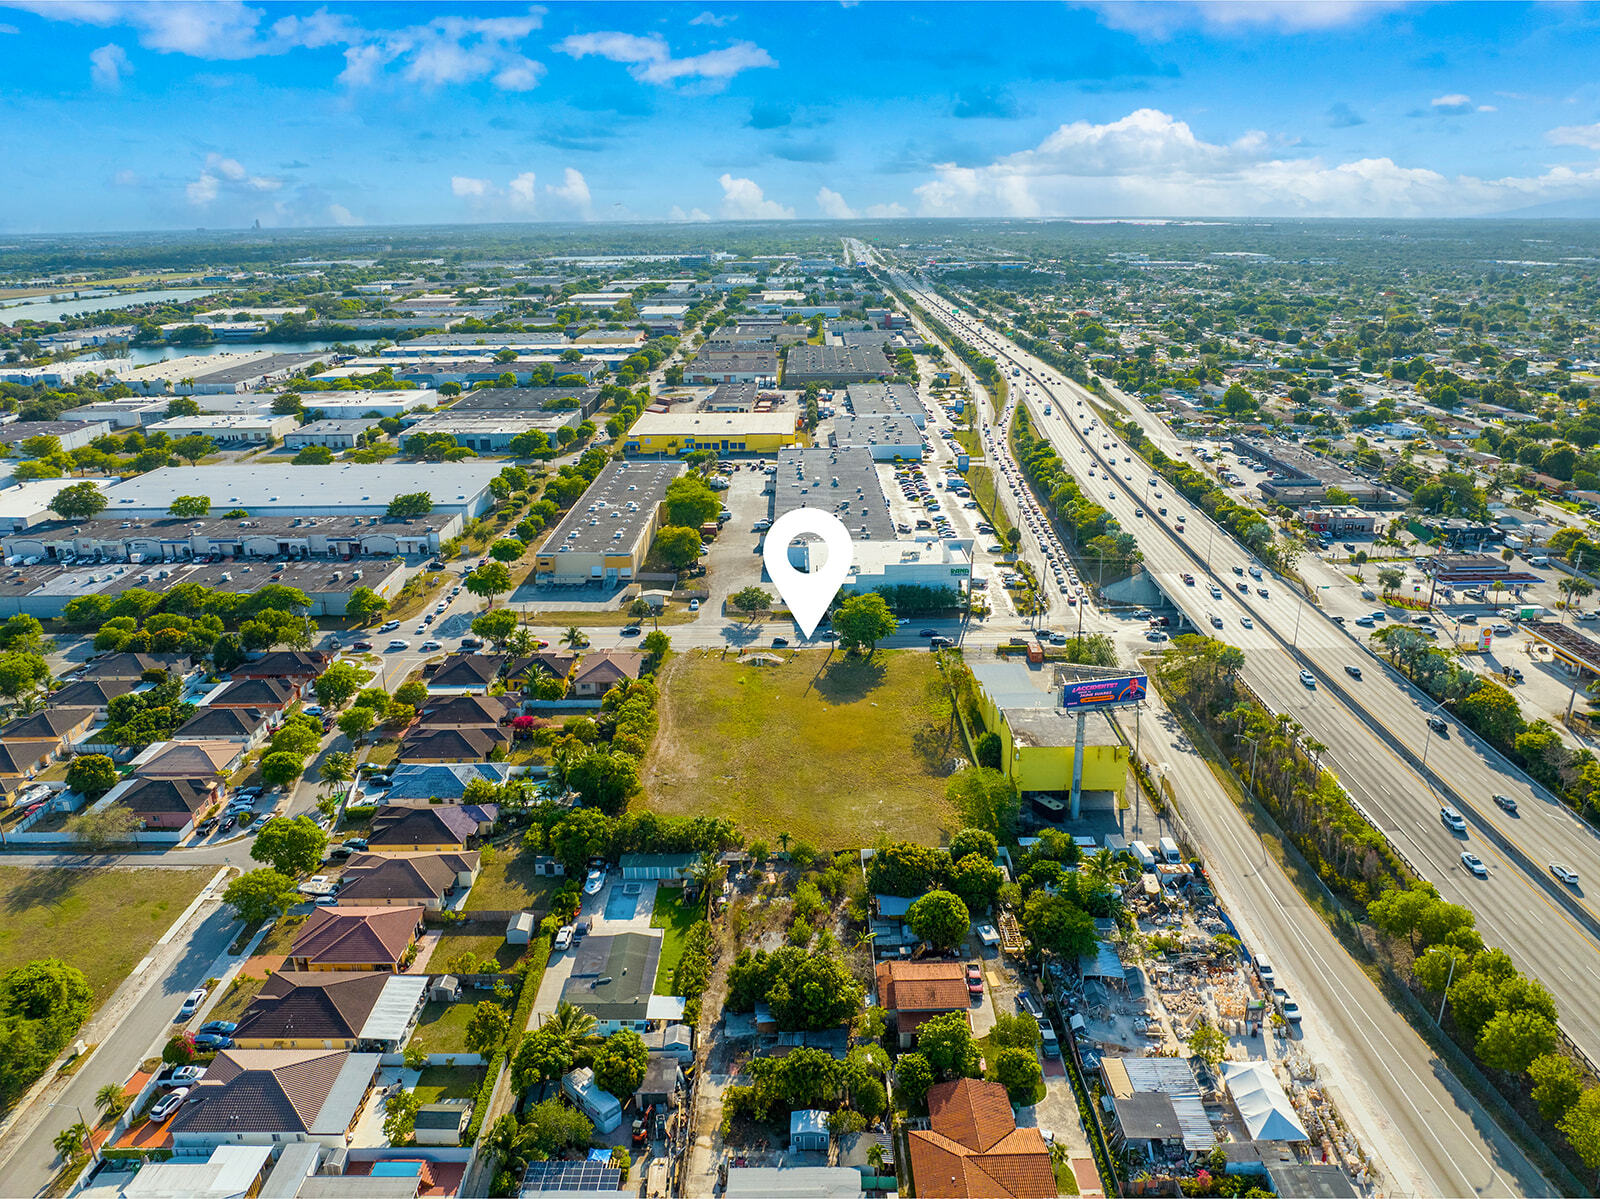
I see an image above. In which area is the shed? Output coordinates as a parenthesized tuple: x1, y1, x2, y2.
(1223, 1061, 1310, 1142)
(635, 1054, 683, 1109)
(562, 1066, 623, 1134)
(506, 911, 536, 945)
(619, 852, 696, 881)
(413, 1100, 471, 1146)
(429, 975, 461, 1002)
(642, 1024, 694, 1061)
(790, 1108, 830, 1153)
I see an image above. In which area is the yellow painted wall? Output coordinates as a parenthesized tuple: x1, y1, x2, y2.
(627, 429, 794, 456)
(975, 686, 1129, 793)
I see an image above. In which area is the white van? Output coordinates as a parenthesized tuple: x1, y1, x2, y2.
(1256, 955, 1275, 985)
(1130, 840, 1156, 870)
(1158, 837, 1181, 865)
(554, 925, 575, 951)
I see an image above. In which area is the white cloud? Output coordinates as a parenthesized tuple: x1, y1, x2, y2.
(507, 171, 538, 209)
(11, 2, 546, 90)
(451, 176, 492, 198)
(1430, 93, 1473, 112)
(557, 30, 774, 86)
(328, 203, 359, 226)
(186, 152, 279, 207)
(546, 167, 593, 218)
(89, 41, 130, 89)
(911, 106, 1600, 219)
(718, 174, 793, 220)
(668, 205, 711, 222)
(1548, 123, 1600, 151)
(863, 201, 909, 219)
(816, 187, 856, 219)
(1086, 1, 1400, 38)
(689, 11, 733, 26)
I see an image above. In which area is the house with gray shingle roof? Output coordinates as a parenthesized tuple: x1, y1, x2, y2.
(168, 1048, 382, 1150)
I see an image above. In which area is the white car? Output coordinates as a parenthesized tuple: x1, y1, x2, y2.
(177, 987, 207, 1020)
(1460, 851, 1487, 878)
(1551, 862, 1580, 886)
(1299, 670, 1316, 688)
(583, 869, 605, 895)
(148, 1088, 189, 1122)
(554, 925, 575, 950)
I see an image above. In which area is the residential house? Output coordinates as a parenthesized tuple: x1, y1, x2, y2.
(233, 651, 331, 694)
(204, 676, 298, 715)
(174, 705, 274, 748)
(398, 725, 511, 763)
(569, 651, 645, 699)
(558, 932, 666, 1034)
(101, 775, 218, 831)
(503, 652, 577, 688)
(334, 851, 480, 910)
(131, 740, 245, 780)
(380, 762, 512, 804)
(47, 676, 138, 718)
(286, 905, 423, 972)
(636, 1055, 684, 1111)
(416, 694, 512, 728)
(426, 653, 505, 694)
(0, 742, 55, 795)
(0, 708, 95, 786)
(876, 961, 972, 1048)
(231, 971, 427, 1051)
(168, 1048, 383, 1150)
(68, 652, 188, 682)
(368, 803, 496, 851)
(906, 1078, 1055, 1199)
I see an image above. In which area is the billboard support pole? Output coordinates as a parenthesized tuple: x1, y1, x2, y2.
(1070, 710, 1087, 821)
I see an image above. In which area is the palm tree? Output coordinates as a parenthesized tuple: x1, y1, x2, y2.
(544, 1000, 596, 1053)
(53, 1122, 89, 1165)
(1083, 847, 1122, 894)
(318, 751, 357, 793)
(685, 850, 718, 896)
(560, 625, 588, 650)
(95, 1083, 128, 1121)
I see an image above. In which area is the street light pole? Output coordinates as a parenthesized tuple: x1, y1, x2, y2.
(1435, 949, 1457, 1026)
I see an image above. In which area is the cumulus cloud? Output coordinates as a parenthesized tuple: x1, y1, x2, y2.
(507, 171, 538, 209)
(546, 167, 593, 218)
(689, 11, 734, 26)
(668, 205, 711, 222)
(557, 30, 774, 86)
(450, 168, 595, 219)
(1430, 93, 1472, 112)
(1086, 1, 1400, 38)
(451, 176, 492, 198)
(89, 42, 131, 89)
(1548, 123, 1600, 151)
(718, 174, 793, 220)
(328, 203, 358, 225)
(910, 106, 1600, 219)
(816, 187, 855, 219)
(187, 152, 280, 207)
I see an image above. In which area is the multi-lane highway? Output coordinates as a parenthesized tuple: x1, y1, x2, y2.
(883, 261, 1600, 1072)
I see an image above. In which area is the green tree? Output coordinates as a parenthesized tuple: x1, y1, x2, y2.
(895, 1052, 934, 1109)
(512, 1023, 575, 1090)
(345, 587, 389, 626)
(663, 474, 720, 527)
(1560, 1087, 1600, 1177)
(949, 854, 1004, 915)
(52, 1121, 90, 1166)
(465, 562, 513, 608)
(1455, 682, 1524, 748)
(65, 753, 118, 799)
(172, 435, 216, 464)
(222, 868, 300, 925)
(95, 1081, 130, 1121)
(47, 481, 106, 520)
(731, 586, 773, 620)
(944, 768, 1019, 840)
(991, 1012, 1041, 1051)
(642, 628, 671, 664)
(523, 1097, 594, 1157)
(466, 1000, 512, 1055)
(917, 1011, 981, 1078)
(1187, 1019, 1229, 1067)
(259, 750, 308, 789)
(567, 750, 639, 814)
(1529, 1053, 1585, 1123)
(394, 680, 429, 709)
(386, 491, 433, 519)
(314, 662, 367, 708)
(293, 445, 335, 465)
(1476, 1008, 1558, 1074)
(593, 1028, 650, 1099)
(833, 592, 898, 655)
(653, 526, 703, 571)
(489, 538, 525, 563)
(63, 804, 141, 849)
(382, 1088, 421, 1146)
(318, 751, 357, 793)
(974, 731, 1003, 769)
(168, 495, 211, 518)
(993, 1046, 1043, 1104)
(337, 706, 375, 744)
(907, 890, 970, 950)
(1023, 891, 1096, 959)
(249, 814, 327, 876)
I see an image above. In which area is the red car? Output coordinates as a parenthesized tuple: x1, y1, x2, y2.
(966, 964, 984, 996)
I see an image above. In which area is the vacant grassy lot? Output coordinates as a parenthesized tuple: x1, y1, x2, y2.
(0, 866, 214, 1005)
(650, 886, 700, 996)
(965, 465, 1015, 543)
(644, 649, 958, 848)
(428, 926, 524, 973)
(414, 1064, 484, 1103)
(464, 844, 558, 914)
(409, 999, 474, 1055)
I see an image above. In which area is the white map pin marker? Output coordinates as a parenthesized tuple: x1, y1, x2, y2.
(763, 508, 854, 638)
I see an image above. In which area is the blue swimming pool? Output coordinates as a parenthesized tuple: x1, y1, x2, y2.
(604, 887, 640, 920)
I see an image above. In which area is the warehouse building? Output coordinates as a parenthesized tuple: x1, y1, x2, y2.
(783, 343, 892, 385)
(829, 414, 925, 461)
(769, 448, 896, 542)
(844, 538, 972, 595)
(400, 412, 576, 453)
(97, 463, 504, 520)
(118, 351, 325, 396)
(533, 461, 683, 587)
(295, 390, 437, 419)
(284, 419, 381, 450)
(449, 385, 604, 418)
(624, 411, 799, 457)
(5, 512, 456, 563)
(684, 349, 779, 385)
(0, 420, 114, 453)
(846, 382, 926, 428)
(145, 412, 297, 444)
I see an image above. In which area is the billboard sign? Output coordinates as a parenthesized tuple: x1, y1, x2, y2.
(1061, 673, 1147, 709)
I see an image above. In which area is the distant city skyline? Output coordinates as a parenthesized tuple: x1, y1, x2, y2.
(4, 0, 1600, 232)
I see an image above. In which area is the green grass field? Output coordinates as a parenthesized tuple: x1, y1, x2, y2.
(464, 844, 558, 913)
(643, 649, 959, 848)
(0, 866, 214, 1005)
(409, 999, 475, 1054)
(965, 465, 1015, 543)
(429, 926, 524, 973)
(414, 1064, 484, 1102)
(650, 886, 700, 996)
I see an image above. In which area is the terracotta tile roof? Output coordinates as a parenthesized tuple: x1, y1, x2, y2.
(506, 652, 577, 679)
(571, 651, 645, 689)
(877, 961, 971, 1014)
(137, 740, 239, 778)
(72, 652, 187, 680)
(290, 905, 421, 967)
(234, 971, 390, 1043)
(233, 651, 330, 680)
(909, 1079, 1054, 1199)
(175, 706, 272, 739)
(417, 694, 512, 727)
(428, 653, 505, 688)
(170, 1048, 349, 1134)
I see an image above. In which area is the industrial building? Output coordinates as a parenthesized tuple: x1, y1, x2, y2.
(783, 343, 893, 385)
(829, 414, 925, 460)
(846, 382, 927, 428)
(768, 448, 896, 542)
(145, 412, 297, 444)
(5, 512, 455, 563)
(684, 349, 778, 385)
(97, 463, 505, 520)
(284, 419, 381, 450)
(624, 411, 799, 457)
(843, 537, 972, 595)
(533, 461, 683, 586)
(448, 385, 604, 418)
(0, 420, 113, 453)
(117, 351, 324, 395)
(1231, 436, 1399, 507)
(970, 660, 1128, 806)
(400, 411, 576, 453)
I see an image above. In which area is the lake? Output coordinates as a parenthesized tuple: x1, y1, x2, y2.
(0, 287, 221, 323)
(120, 339, 378, 365)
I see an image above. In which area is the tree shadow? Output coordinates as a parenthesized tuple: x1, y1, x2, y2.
(911, 721, 959, 776)
(811, 655, 888, 703)
(0, 865, 103, 915)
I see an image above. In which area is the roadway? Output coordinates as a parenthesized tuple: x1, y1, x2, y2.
(889, 266, 1600, 1069)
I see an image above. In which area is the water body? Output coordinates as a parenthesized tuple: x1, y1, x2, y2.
(121, 339, 377, 365)
(0, 287, 220, 323)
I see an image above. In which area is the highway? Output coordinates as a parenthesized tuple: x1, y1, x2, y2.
(885, 263, 1600, 1068)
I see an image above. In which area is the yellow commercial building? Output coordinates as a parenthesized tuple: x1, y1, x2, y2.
(624, 410, 800, 457)
(971, 661, 1129, 797)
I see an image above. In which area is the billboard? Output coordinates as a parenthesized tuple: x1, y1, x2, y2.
(1061, 673, 1147, 709)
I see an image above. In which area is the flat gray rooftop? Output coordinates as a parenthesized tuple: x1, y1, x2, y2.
(543, 461, 682, 557)
(771, 448, 895, 541)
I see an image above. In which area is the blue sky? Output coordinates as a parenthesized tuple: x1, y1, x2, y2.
(3, 1, 1600, 231)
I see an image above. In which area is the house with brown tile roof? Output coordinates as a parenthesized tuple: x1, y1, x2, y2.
(416, 694, 512, 728)
(131, 739, 245, 780)
(174, 705, 273, 747)
(233, 651, 330, 689)
(47, 676, 139, 717)
(287, 905, 422, 972)
(425, 653, 506, 693)
(570, 650, 645, 698)
(907, 1078, 1054, 1198)
(70, 652, 188, 681)
(232, 971, 410, 1049)
(876, 961, 973, 1047)
(335, 851, 479, 909)
(0, 708, 95, 787)
(504, 651, 578, 687)
(101, 775, 218, 831)
(168, 1048, 382, 1150)
(398, 725, 510, 763)
(368, 804, 495, 851)
(0, 741, 54, 790)
(206, 676, 298, 713)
